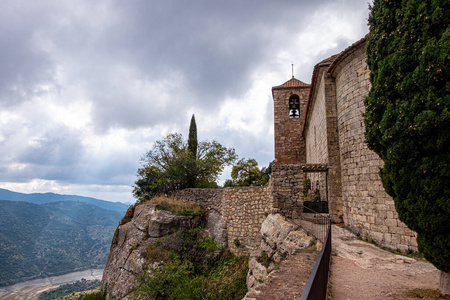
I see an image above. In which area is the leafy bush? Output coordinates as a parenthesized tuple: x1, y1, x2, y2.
(303, 178, 311, 198)
(120, 205, 135, 225)
(233, 238, 241, 248)
(199, 235, 223, 255)
(132, 253, 248, 300)
(131, 217, 247, 300)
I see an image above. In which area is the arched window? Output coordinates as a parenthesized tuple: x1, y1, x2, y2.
(289, 94, 300, 118)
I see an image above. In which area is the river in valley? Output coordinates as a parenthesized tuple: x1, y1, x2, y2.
(0, 269, 104, 300)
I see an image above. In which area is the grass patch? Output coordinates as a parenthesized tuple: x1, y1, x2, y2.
(119, 205, 135, 225)
(142, 243, 174, 264)
(146, 196, 204, 216)
(295, 238, 318, 253)
(256, 251, 270, 268)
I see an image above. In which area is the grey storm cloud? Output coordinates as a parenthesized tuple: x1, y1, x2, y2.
(11, 0, 333, 130)
(0, 0, 370, 201)
(1, 0, 361, 128)
(0, 5, 56, 106)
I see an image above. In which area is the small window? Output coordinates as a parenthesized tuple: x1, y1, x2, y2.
(289, 95, 300, 118)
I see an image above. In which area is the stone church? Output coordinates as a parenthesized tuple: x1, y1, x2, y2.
(171, 36, 417, 254)
(271, 36, 417, 251)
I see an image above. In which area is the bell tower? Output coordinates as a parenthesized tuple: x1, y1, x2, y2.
(272, 77, 310, 165)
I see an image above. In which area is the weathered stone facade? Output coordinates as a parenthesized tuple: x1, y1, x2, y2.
(327, 38, 417, 251)
(274, 37, 417, 251)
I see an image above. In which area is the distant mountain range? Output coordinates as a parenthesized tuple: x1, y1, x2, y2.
(0, 189, 130, 287)
(0, 188, 129, 213)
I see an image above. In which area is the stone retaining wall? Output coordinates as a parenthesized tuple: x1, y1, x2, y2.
(173, 185, 273, 255)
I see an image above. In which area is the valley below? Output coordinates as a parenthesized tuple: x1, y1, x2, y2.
(0, 269, 103, 300)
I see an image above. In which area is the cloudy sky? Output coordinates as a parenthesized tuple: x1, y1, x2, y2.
(0, 0, 370, 203)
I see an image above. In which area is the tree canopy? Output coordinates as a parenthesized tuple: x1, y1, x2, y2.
(133, 131, 237, 200)
(224, 158, 272, 187)
(365, 0, 450, 272)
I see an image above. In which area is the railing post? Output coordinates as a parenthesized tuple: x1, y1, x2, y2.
(300, 221, 332, 300)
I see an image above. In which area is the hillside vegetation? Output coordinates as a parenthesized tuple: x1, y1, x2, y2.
(0, 188, 129, 213)
(0, 200, 123, 287)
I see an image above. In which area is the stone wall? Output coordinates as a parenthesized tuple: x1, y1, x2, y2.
(304, 61, 343, 222)
(270, 164, 304, 218)
(306, 73, 328, 165)
(304, 70, 329, 208)
(173, 185, 273, 255)
(328, 39, 417, 251)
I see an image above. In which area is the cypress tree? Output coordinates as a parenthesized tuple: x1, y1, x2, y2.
(187, 114, 198, 187)
(365, 0, 450, 283)
(188, 114, 198, 158)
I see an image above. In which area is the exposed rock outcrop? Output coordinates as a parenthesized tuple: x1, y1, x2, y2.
(245, 213, 318, 294)
(101, 202, 226, 300)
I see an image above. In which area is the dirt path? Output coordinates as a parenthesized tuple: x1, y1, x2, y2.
(329, 226, 441, 299)
(245, 251, 318, 300)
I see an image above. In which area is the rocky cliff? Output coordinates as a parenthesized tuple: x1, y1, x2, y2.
(101, 201, 228, 299)
(101, 199, 319, 299)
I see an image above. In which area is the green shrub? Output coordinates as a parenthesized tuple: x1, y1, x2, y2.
(82, 292, 103, 300)
(202, 254, 248, 300)
(233, 238, 241, 248)
(132, 253, 248, 300)
(303, 178, 311, 198)
(256, 251, 270, 268)
(199, 235, 223, 255)
(142, 243, 174, 264)
(131, 215, 246, 300)
(120, 205, 135, 225)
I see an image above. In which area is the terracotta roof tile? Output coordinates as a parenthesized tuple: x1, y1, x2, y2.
(272, 77, 310, 90)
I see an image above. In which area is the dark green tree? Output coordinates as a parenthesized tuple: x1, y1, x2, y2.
(187, 114, 198, 187)
(188, 114, 198, 158)
(133, 131, 237, 200)
(224, 159, 272, 187)
(364, 0, 450, 286)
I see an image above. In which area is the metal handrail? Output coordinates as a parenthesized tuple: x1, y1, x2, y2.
(297, 202, 330, 243)
(300, 222, 332, 300)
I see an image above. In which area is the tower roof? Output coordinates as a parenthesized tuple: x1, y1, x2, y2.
(272, 77, 310, 90)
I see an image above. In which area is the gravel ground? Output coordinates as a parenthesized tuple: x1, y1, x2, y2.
(329, 225, 442, 300)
